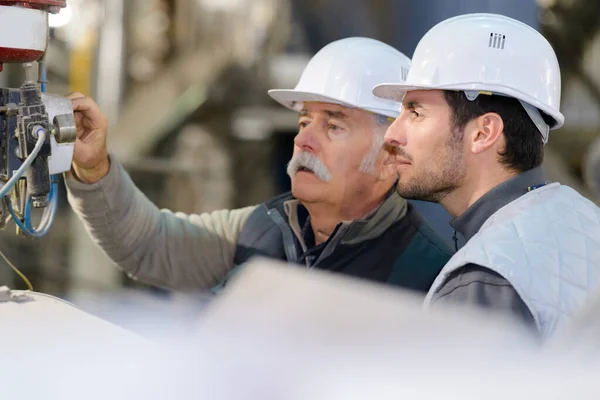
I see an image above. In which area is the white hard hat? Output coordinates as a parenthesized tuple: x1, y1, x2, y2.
(373, 13, 564, 141)
(268, 37, 411, 118)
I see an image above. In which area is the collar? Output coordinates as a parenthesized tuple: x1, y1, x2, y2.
(450, 166, 548, 242)
(283, 187, 408, 247)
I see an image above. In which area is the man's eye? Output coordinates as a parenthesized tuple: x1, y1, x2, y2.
(411, 110, 420, 118)
(328, 124, 341, 132)
(298, 121, 309, 129)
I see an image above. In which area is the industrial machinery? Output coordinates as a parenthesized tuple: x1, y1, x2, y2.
(0, 0, 75, 238)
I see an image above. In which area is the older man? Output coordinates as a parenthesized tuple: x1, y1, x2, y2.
(66, 37, 452, 293)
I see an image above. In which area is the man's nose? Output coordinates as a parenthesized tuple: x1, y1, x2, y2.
(384, 118, 407, 148)
(294, 123, 320, 152)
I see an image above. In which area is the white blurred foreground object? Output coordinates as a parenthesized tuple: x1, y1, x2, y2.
(0, 288, 164, 400)
(183, 258, 600, 400)
(2, 259, 600, 399)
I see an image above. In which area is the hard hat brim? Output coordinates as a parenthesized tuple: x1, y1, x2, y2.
(268, 89, 400, 118)
(268, 89, 357, 113)
(373, 83, 565, 130)
(372, 83, 433, 102)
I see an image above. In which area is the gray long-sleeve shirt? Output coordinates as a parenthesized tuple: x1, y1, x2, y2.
(430, 167, 550, 328)
(66, 155, 256, 290)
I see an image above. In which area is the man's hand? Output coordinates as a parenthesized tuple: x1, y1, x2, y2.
(67, 93, 110, 184)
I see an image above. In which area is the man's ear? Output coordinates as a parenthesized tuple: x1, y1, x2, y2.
(469, 112, 504, 155)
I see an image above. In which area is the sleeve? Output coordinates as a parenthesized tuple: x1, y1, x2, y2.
(431, 264, 537, 328)
(65, 154, 256, 290)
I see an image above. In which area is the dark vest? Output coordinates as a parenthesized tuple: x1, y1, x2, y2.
(229, 192, 453, 294)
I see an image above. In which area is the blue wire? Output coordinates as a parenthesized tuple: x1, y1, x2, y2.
(22, 182, 58, 238)
(24, 182, 56, 226)
(40, 59, 47, 93)
(7, 198, 35, 236)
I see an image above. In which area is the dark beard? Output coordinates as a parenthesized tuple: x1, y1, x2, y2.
(395, 129, 465, 203)
(395, 176, 458, 203)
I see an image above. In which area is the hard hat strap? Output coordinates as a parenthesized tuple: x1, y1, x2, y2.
(518, 100, 550, 144)
(463, 90, 550, 144)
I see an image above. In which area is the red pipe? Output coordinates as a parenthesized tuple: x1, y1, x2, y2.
(0, 1, 67, 11)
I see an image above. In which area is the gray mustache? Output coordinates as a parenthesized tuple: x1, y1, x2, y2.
(287, 152, 332, 182)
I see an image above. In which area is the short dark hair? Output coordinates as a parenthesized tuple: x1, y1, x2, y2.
(443, 91, 545, 173)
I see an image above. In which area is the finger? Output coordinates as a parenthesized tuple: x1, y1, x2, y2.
(72, 113, 98, 141)
(70, 96, 97, 112)
(66, 92, 86, 100)
(73, 112, 85, 132)
(70, 96, 107, 127)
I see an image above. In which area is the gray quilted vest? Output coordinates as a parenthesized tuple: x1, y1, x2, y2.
(425, 183, 600, 338)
